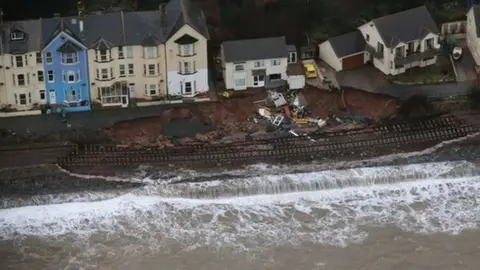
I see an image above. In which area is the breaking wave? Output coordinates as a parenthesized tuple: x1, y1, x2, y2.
(1, 161, 480, 251)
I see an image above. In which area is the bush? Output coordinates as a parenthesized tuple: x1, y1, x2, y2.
(397, 94, 432, 120)
(468, 86, 480, 108)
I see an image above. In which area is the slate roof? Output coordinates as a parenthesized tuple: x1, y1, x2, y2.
(221, 37, 288, 63)
(372, 6, 439, 48)
(0, 19, 42, 54)
(328, 30, 366, 58)
(472, 5, 480, 37)
(0, 0, 209, 53)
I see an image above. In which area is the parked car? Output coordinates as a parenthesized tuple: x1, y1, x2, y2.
(304, 64, 317, 79)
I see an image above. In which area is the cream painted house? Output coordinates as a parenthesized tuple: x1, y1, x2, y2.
(0, 20, 47, 111)
(220, 37, 298, 90)
(466, 5, 480, 66)
(319, 6, 441, 75)
(84, 0, 210, 107)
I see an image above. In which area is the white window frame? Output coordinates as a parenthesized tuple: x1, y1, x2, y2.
(149, 84, 157, 96)
(234, 63, 245, 72)
(47, 70, 54, 82)
(99, 84, 129, 105)
(128, 64, 135, 75)
(254, 60, 265, 68)
(96, 49, 110, 62)
(234, 78, 245, 87)
(101, 68, 109, 80)
(17, 74, 25, 86)
(19, 93, 27, 105)
(148, 64, 156, 75)
(66, 70, 79, 83)
(10, 31, 24, 40)
(288, 52, 297, 64)
(15, 55, 24, 68)
(36, 52, 42, 64)
(184, 82, 193, 94)
(119, 64, 126, 77)
(39, 89, 46, 100)
(45, 52, 53, 64)
(118, 46, 124, 59)
(125, 46, 133, 58)
(271, 59, 281, 66)
(37, 70, 44, 82)
(145, 46, 157, 58)
(61, 52, 79, 64)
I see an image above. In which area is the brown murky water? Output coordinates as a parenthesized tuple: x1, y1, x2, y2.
(1, 161, 480, 269)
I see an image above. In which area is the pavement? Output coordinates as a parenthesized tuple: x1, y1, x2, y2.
(0, 104, 178, 136)
(453, 39, 477, 82)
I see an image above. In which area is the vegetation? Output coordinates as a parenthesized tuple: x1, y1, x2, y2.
(391, 57, 456, 84)
(218, 0, 467, 46)
(397, 94, 433, 120)
(468, 86, 480, 109)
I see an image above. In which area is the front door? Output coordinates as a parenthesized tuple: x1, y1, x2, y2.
(253, 75, 265, 87)
(121, 96, 128, 108)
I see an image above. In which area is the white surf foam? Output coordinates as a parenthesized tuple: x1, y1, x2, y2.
(1, 166, 479, 250)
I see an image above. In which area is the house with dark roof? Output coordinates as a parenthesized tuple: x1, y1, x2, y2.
(0, 0, 210, 114)
(41, 17, 91, 113)
(318, 6, 441, 75)
(467, 5, 480, 66)
(0, 19, 46, 112)
(220, 37, 302, 90)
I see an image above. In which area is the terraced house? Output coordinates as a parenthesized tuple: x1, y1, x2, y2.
(0, 0, 210, 114)
(0, 20, 46, 112)
(41, 17, 91, 112)
(85, 0, 210, 108)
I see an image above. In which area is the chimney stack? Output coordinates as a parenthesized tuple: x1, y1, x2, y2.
(77, 0, 85, 17)
(160, 4, 167, 34)
(77, 0, 85, 34)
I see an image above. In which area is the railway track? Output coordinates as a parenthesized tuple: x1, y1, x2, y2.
(70, 114, 467, 155)
(60, 124, 480, 168)
(1, 114, 478, 170)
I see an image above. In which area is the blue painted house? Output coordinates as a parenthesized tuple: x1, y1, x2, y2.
(41, 18, 91, 112)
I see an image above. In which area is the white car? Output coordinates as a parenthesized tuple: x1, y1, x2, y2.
(452, 47, 462, 61)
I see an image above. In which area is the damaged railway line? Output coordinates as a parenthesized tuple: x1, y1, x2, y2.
(1, 114, 479, 177)
(57, 115, 479, 172)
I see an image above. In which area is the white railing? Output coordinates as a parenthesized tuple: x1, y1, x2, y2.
(441, 21, 466, 39)
(0, 110, 41, 118)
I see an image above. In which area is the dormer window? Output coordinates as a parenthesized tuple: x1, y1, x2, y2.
(61, 52, 79, 64)
(144, 46, 157, 59)
(10, 31, 25, 41)
(96, 49, 111, 62)
(178, 44, 195, 57)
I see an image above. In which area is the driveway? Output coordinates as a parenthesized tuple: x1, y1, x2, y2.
(454, 39, 477, 82)
(0, 105, 177, 135)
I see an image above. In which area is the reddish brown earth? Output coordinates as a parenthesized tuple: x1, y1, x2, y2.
(106, 88, 398, 147)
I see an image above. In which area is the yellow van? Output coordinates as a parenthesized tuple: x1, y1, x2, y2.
(304, 64, 317, 79)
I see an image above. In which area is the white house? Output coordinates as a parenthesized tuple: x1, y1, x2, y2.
(220, 36, 299, 90)
(318, 31, 366, 71)
(466, 5, 480, 66)
(0, 20, 47, 111)
(319, 6, 441, 75)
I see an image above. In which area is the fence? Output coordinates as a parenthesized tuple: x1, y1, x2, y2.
(441, 20, 466, 39)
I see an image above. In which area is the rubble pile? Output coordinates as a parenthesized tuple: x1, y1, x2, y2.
(105, 87, 398, 147)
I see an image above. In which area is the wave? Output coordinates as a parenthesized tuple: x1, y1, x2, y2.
(1, 172, 479, 250)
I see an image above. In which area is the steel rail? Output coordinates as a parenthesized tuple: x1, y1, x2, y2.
(60, 125, 480, 167)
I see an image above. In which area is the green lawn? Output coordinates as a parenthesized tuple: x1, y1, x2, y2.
(392, 60, 455, 84)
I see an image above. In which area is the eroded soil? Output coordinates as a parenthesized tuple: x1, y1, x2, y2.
(106, 88, 398, 147)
